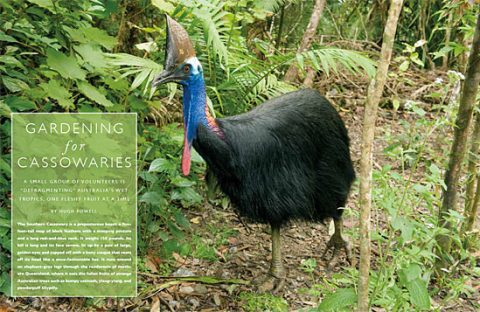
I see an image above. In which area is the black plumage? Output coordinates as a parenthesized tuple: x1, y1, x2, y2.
(193, 89, 355, 227)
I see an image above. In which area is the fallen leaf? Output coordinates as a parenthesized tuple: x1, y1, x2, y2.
(172, 252, 186, 266)
(194, 284, 208, 294)
(179, 286, 194, 294)
(145, 257, 158, 273)
(213, 293, 222, 306)
(190, 216, 202, 224)
(150, 296, 160, 312)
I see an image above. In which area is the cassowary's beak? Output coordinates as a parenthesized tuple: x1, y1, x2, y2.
(151, 69, 176, 87)
(152, 15, 196, 87)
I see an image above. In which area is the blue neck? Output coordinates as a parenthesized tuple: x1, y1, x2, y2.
(182, 74, 209, 145)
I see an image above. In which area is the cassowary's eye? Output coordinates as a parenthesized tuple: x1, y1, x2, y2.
(183, 65, 191, 74)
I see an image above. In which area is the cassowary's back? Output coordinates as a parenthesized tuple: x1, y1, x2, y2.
(194, 89, 355, 226)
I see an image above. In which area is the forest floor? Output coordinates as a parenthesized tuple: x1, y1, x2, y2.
(1, 69, 479, 311)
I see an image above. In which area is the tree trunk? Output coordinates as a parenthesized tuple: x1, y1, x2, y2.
(418, 0, 434, 69)
(114, 0, 142, 54)
(357, 1, 404, 311)
(435, 12, 480, 274)
(303, 67, 316, 87)
(465, 175, 480, 237)
(463, 110, 480, 236)
(275, 4, 286, 50)
(366, 0, 389, 44)
(442, 12, 453, 70)
(284, 0, 326, 82)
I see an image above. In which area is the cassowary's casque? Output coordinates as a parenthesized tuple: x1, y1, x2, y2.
(153, 16, 355, 292)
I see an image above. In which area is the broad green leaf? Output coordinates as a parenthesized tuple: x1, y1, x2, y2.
(0, 55, 25, 69)
(83, 27, 117, 50)
(104, 76, 129, 92)
(400, 220, 413, 241)
(400, 264, 422, 283)
(158, 231, 169, 241)
(191, 149, 204, 163)
(149, 158, 171, 172)
(317, 288, 357, 311)
(63, 26, 87, 43)
(0, 31, 17, 43)
(46, 49, 86, 80)
(4, 96, 36, 111)
(139, 191, 163, 206)
(77, 81, 114, 107)
(406, 278, 431, 310)
(74, 44, 108, 69)
(171, 176, 195, 187)
(174, 209, 190, 228)
(167, 221, 184, 240)
(2, 76, 28, 92)
(39, 79, 73, 109)
(171, 188, 203, 204)
(399, 60, 410, 72)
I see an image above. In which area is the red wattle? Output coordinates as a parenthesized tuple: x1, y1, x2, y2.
(181, 135, 191, 176)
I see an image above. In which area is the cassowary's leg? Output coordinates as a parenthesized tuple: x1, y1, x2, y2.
(322, 218, 355, 269)
(254, 225, 286, 293)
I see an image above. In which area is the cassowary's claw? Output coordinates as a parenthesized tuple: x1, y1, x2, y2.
(322, 234, 355, 270)
(253, 272, 286, 293)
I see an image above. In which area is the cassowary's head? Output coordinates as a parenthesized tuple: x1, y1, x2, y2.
(152, 15, 203, 87)
(153, 16, 207, 176)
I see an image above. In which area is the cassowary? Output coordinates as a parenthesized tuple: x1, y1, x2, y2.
(153, 16, 355, 292)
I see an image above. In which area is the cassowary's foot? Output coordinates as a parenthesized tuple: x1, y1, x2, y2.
(254, 224, 286, 293)
(253, 270, 286, 293)
(322, 219, 355, 270)
(322, 233, 354, 269)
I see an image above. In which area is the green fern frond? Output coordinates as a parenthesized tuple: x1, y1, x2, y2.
(165, 0, 231, 66)
(194, 5, 230, 64)
(244, 74, 297, 107)
(105, 53, 166, 99)
(297, 47, 376, 78)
